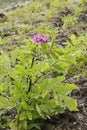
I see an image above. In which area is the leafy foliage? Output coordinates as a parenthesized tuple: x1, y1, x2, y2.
(0, 38, 79, 129)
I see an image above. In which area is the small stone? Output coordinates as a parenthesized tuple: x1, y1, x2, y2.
(0, 11, 7, 22)
(73, 122, 77, 124)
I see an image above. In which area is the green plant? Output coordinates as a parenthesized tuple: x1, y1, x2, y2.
(68, 34, 87, 76)
(0, 36, 80, 130)
(62, 14, 77, 29)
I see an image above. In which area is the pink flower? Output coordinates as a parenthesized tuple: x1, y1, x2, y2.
(33, 34, 50, 44)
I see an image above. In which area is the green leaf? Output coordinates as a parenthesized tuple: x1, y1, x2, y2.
(55, 84, 78, 94)
(36, 104, 42, 117)
(18, 120, 27, 130)
(54, 93, 64, 107)
(0, 96, 12, 109)
(50, 36, 56, 48)
(0, 85, 3, 93)
(40, 104, 50, 114)
(49, 76, 65, 88)
(63, 96, 78, 111)
(19, 112, 26, 121)
(28, 123, 41, 130)
(27, 112, 32, 120)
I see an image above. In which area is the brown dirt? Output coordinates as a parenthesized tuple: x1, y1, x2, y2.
(50, 6, 87, 46)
